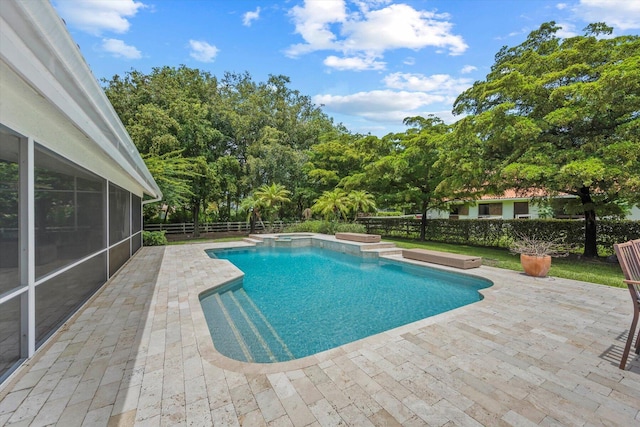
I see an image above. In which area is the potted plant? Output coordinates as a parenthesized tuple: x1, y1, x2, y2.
(509, 233, 571, 277)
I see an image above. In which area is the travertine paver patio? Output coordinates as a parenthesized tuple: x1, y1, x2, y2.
(0, 238, 639, 426)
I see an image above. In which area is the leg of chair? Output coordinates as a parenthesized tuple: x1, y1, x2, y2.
(620, 311, 639, 369)
(635, 323, 640, 354)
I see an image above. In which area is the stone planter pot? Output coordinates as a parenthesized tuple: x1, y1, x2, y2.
(520, 254, 551, 277)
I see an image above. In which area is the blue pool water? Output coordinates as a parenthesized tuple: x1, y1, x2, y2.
(201, 246, 491, 363)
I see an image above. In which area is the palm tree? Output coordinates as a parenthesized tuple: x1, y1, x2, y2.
(312, 188, 350, 221)
(239, 195, 265, 233)
(348, 190, 376, 221)
(254, 183, 291, 224)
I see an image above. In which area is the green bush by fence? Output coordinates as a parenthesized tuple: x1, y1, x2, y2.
(143, 230, 168, 246)
(283, 220, 366, 235)
(357, 218, 640, 253)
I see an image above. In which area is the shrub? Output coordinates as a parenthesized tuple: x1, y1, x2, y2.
(509, 232, 573, 257)
(333, 222, 367, 233)
(375, 211, 403, 217)
(143, 230, 168, 246)
(282, 220, 366, 235)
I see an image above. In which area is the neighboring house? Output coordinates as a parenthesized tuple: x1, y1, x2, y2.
(427, 190, 640, 221)
(0, 2, 162, 383)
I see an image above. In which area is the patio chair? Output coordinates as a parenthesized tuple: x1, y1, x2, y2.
(613, 241, 640, 370)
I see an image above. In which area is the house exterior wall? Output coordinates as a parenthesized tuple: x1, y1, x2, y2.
(429, 199, 638, 221)
(0, 1, 160, 384)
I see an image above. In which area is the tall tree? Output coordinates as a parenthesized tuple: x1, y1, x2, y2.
(443, 22, 640, 257)
(103, 66, 224, 234)
(368, 116, 450, 240)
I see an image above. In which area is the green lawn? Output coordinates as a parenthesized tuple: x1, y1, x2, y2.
(165, 235, 625, 288)
(385, 238, 625, 288)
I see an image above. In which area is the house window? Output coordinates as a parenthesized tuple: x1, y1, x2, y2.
(450, 205, 469, 219)
(479, 203, 502, 217)
(514, 202, 529, 218)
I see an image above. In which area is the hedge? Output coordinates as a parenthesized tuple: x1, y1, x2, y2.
(282, 220, 366, 235)
(358, 218, 640, 253)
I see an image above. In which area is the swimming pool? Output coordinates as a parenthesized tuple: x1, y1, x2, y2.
(201, 245, 492, 363)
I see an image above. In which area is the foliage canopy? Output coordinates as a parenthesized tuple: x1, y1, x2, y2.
(441, 22, 640, 256)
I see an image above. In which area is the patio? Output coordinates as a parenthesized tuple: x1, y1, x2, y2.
(0, 240, 639, 426)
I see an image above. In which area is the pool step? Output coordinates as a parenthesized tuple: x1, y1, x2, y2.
(235, 289, 294, 360)
(361, 247, 403, 256)
(242, 237, 264, 245)
(214, 287, 294, 363)
(360, 242, 397, 250)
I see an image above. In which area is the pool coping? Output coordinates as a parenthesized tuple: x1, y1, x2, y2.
(190, 233, 502, 374)
(2, 239, 637, 425)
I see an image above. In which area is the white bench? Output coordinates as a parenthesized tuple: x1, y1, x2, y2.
(402, 249, 482, 269)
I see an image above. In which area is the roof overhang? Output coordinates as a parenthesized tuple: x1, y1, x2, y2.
(0, 1, 161, 199)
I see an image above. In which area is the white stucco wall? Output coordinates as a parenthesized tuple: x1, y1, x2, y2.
(628, 206, 640, 221)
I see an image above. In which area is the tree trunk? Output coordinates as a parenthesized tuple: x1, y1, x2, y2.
(419, 202, 428, 241)
(250, 209, 256, 234)
(192, 200, 201, 237)
(578, 187, 598, 258)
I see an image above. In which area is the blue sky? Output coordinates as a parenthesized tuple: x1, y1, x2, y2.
(52, 0, 640, 136)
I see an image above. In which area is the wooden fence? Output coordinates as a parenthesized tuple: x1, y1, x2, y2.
(143, 221, 292, 235)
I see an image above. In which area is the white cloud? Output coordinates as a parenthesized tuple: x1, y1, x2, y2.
(460, 65, 477, 74)
(323, 55, 385, 71)
(403, 57, 416, 65)
(341, 4, 467, 55)
(383, 72, 472, 97)
(556, 3, 568, 10)
(287, 0, 347, 55)
(286, 0, 467, 71)
(243, 7, 261, 26)
(101, 38, 141, 59)
(555, 22, 579, 38)
(312, 71, 473, 127)
(313, 90, 446, 123)
(188, 40, 219, 63)
(573, 0, 640, 30)
(54, 0, 146, 36)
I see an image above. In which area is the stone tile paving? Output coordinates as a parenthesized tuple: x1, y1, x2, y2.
(1, 239, 639, 426)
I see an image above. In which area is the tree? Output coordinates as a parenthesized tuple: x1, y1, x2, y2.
(312, 188, 350, 221)
(253, 183, 291, 223)
(103, 66, 224, 235)
(239, 195, 264, 233)
(443, 22, 640, 257)
(348, 190, 376, 221)
(141, 150, 200, 221)
(215, 155, 242, 221)
(368, 116, 451, 240)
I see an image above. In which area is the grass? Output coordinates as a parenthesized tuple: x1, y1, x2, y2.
(164, 234, 625, 288)
(385, 237, 625, 288)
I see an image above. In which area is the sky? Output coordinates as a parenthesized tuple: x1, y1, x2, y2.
(52, 0, 640, 136)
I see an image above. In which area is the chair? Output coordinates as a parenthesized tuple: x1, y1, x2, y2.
(613, 241, 640, 369)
